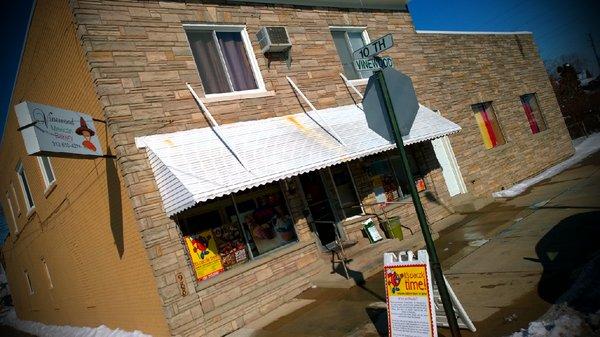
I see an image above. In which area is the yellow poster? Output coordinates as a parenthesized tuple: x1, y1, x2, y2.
(184, 230, 224, 281)
(385, 265, 430, 297)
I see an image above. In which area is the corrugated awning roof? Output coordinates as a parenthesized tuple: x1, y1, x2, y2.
(136, 104, 461, 216)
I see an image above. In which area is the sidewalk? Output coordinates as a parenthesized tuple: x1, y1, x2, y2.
(229, 151, 600, 337)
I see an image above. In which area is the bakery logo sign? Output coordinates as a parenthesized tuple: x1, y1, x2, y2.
(15, 101, 103, 157)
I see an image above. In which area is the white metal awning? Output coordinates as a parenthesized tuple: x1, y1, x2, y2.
(135, 104, 461, 216)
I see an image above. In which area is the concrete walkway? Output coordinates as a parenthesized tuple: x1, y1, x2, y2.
(229, 151, 600, 337)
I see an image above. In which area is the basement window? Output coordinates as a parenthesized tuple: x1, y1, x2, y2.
(42, 259, 54, 289)
(5, 192, 18, 234)
(24, 270, 34, 295)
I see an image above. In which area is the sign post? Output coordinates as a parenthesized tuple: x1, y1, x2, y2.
(357, 34, 462, 337)
(375, 67, 462, 337)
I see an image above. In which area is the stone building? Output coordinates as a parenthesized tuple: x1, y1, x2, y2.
(0, 0, 573, 336)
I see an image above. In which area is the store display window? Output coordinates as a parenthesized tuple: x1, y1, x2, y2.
(367, 148, 425, 203)
(178, 182, 297, 282)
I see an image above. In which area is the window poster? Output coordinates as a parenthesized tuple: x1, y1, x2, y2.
(213, 221, 247, 268)
(238, 193, 296, 255)
(184, 230, 224, 281)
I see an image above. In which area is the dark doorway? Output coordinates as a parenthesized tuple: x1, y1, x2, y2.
(300, 171, 337, 246)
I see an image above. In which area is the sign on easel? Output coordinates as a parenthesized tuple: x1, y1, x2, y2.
(384, 250, 476, 336)
(384, 250, 437, 337)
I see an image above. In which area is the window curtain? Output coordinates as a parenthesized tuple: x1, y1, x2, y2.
(473, 103, 505, 149)
(187, 31, 230, 94)
(521, 94, 547, 133)
(331, 31, 359, 80)
(521, 98, 540, 133)
(216, 32, 258, 92)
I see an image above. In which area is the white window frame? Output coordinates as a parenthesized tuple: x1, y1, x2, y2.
(24, 270, 34, 295)
(183, 24, 266, 100)
(328, 164, 364, 220)
(16, 162, 35, 213)
(42, 258, 54, 289)
(5, 192, 18, 234)
(329, 26, 371, 86)
(37, 156, 56, 191)
(10, 182, 21, 216)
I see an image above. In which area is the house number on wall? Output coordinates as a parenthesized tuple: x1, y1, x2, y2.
(176, 272, 188, 297)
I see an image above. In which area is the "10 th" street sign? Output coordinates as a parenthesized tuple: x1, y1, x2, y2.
(352, 34, 394, 59)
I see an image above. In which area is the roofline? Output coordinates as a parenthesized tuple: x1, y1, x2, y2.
(415, 30, 532, 35)
(226, 0, 408, 11)
(0, 0, 37, 149)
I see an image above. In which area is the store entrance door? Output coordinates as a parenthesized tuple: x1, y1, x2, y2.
(299, 171, 337, 247)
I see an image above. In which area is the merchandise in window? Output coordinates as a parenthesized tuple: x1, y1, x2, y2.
(520, 93, 547, 134)
(368, 149, 424, 203)
(178, 183, 297, 282)
(186, 27, 259, 95)
(330, 28, 373, 80)
(472, 102, 506, 149)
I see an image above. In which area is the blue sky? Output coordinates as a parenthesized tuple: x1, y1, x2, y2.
(0, 1, 598, 237)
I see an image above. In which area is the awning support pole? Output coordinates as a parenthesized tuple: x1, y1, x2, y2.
(186, 83, 250, 172)
(339, 73, 364, 100)
(285, 76, 347, 147)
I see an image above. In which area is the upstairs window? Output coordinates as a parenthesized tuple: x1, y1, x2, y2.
(471, 102, 506, 149)
(37, 156, 56, 190)
(520, 93, 547, 134)
(330, 27, 373, 81)
(11, 182, 20, 215)
(16, 162, 35, 212)
(185, 25, 264, 95)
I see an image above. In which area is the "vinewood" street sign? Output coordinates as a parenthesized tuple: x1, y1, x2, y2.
(354, 56, 394, 72)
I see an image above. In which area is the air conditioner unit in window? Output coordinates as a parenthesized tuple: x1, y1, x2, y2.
(257, 26, 291, 53)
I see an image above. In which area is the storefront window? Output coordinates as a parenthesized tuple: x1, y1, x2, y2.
(368, 148, 425, 202)
(178, 182, 297, 282)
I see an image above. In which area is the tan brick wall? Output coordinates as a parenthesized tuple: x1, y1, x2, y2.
(0, 0, 170, 336)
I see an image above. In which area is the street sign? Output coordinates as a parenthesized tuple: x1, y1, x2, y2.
(353, 34, 394, 59)
(354, 56, 394, 72)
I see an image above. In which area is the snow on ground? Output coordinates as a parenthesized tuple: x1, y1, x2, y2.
(0, 309, 152, 337)
(508, 304, 600, 337)
(493, 133, 600, 198)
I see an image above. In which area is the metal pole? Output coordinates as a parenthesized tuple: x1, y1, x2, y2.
(589, 33, 600, 71)
(376, 70, 462, 337)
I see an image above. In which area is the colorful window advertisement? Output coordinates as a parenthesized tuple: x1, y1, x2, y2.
(520, 93, 547, 134)
(179, 182, 297, 282)
(472, 102, 506, 149)
(184, 230, 225, 281)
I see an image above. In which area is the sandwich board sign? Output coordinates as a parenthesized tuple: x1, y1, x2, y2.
(384, 250, 437, 337)
(15, 101, 104, 158)
(384, 250, 476, 336)
(353, 33, 394, 59)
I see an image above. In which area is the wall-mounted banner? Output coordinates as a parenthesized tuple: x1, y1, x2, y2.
(384, 250, 436, 337)
(15, 101, 104, 157)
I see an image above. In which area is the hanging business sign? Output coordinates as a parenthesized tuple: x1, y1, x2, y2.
(384, 250, 437, 337)
(14, 101, 104, 157)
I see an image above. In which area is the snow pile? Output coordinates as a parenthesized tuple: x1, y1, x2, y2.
(509, 304, 600, 337)
(493, 133, 600, 198)
(0, 308, 152, 337)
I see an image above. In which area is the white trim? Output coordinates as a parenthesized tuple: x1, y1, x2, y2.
(5, 192, 18, 234)
(16, 162, 35, 211)
(415, 30, 532, 35)
(329, 26, 368, 32)
(201, 89, 274, 103)
(184, 25, 266, 97)
(42, 259, 53, 289)
(347, 78, 369, 86)
(10, 182, 21, 215)
(37, 156, 56, 190)
(24, 270, 34, 295)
